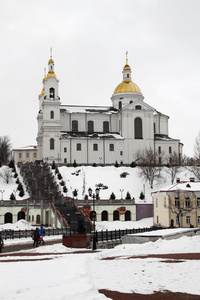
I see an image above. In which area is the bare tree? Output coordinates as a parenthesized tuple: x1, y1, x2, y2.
(167, 189, 196, 227)
(0, 136, 12, 165)
(166, 151, 182, 184)
(186, 132, 200, 179)
(0, 166, 13, 184)
(136, 148, 165, 188)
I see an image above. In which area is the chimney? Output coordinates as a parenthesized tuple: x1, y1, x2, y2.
(176, 178, 180, 183)
(190, 177, 195, 182)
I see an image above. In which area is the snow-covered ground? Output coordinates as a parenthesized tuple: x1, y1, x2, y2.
(1, 219, 200, 299)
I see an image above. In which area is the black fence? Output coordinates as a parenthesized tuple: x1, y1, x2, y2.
(92, 226, 162, 244)
(0, 226, 162, 242)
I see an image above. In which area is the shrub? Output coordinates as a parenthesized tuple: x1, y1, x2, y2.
(10, 192, 15, 200)
(110, 192, 116, 200)
(125, 191, 131, 199)
(19, 189, 25, 197)
(60, 180, 65, 186)
(52, 160, 56, 170)
(114, 161, 119, 168)
(120, 172, 129, 178)
(57, 173, 62, 180)
(139, 191, 145, 200)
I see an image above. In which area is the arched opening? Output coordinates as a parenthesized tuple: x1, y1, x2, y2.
(49, 87, 55, 98)
(72, 120, 78, 131)
(50, 138, 54, 150)
(88, 121, 94, 132)
(101, 210, 108, 221)
(134, 117, 143, 139)
(103, 121, 109, 133)
(125, 210, 131, 221)
(113, 210, 120, 221)
(18, 211, 25, 221)
(90, 211, 96, 221)
(4, 212, 13, 223)
(36, 214, 41, 225)
(119, 101, 122, 109)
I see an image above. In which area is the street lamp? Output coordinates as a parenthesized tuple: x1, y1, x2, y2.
(88, 187, 100, 250)
(120, 189, 124, 199)
(0, 190, 5, 200)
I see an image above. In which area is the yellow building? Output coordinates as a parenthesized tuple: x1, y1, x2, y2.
(12, 146, 38, 163)
(152, 178, 200, 228)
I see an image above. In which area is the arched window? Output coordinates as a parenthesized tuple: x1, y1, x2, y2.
(50, 138, 54, 150)
(119, 101, 122, 109)
(113, 210, 120, 221)
(125, 210, 131, 221)
(49, 87, 55, 98)
(134, 117, 143, 139)
(129, 100, 133, 104)
(36, 214, 40, 225)
(127, 74, 129, 78)
(88, 121, 94, 132)
(50, 111, 54, 119)
(72, 120, 78, 131)
(4, 212, 13, 223)
(101, 210, 108, 221)
(103, 121, 109, 133)
(18, 211, 25, 221)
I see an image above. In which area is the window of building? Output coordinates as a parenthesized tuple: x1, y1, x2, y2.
(32, 215, 34, 221)
(50, 111, 54, 119)
(164, 197, 166, 207)
(93, 144, 98, 151)
(19, 153, 22, 158)
(34, 153, 37, 158)
(186, 216, 191, 225)
(153, 123, 156, 133)
(198, 216, 200, 224)
(119, 101, 122, 109)
(64, 147, 67, 153)
(88, 120, 94, 132)
(109, 144, 114, 151)
(120, 151, 123, 156)
(185, 198, 191, 208)
(49, 87, 55, 98)
(169, 157, 172, 165)
(159, 157, 162, 165)
(134, 117, 142, 139)
(135, 105, 141, 110)
(64, 158, 67, 163)
(156, 216, 159, 224)
(26, 153, 29, 158)
(50, 138, 54, 150)
(197, 198, 200, 207)
(77, 143, 81, 151)
(103, 121, 109, 133)
(158, 146, 161, 154)
(156, 198, 158, 208)
(127, 74, 129, 78)
(72, 120, 78, 131)
(169, 146, 172, 154)
(175, 198, 180, 208)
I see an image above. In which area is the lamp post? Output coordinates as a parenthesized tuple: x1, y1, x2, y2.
(120, 189, 124, 199)
(88, 187, 100, 250)
(0, 190, 5, 200)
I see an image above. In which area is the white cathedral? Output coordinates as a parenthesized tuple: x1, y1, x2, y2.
(37, 53, 183, 165)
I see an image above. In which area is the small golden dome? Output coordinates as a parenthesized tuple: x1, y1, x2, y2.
(39, 87, 45, 98)
(48, 58, 54, 64)
(113, 79, 142, 94)
(43, 70, 59, 82)
(123, 64, 131, 71)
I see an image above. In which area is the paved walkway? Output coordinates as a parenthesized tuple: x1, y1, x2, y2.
(1, 237, 62, 253)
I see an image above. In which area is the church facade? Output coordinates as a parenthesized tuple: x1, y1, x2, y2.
(37, 54, 183, 165)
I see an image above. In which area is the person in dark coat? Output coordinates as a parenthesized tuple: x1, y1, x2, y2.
(33, 228, 40, 247)
(0, 233, 4, 253)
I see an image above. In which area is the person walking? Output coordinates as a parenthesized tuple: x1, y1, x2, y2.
(33, 228, 40, 247)
(0, 233, 4, 253)
(39, 226, 44, 245)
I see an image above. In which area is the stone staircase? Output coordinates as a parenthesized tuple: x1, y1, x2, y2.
(18, 162, 91, 233)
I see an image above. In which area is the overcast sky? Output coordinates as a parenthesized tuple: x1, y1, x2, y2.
(1, 0, 200, 157)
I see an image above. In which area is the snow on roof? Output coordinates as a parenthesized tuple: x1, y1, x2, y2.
(12, 145, 37, 151)
(60, 105, 118, 114)
(60, 132, 124, 140)
(152, 179, 200, 194)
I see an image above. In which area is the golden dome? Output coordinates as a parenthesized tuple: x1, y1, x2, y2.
(43, 70, 59, 82)
(123, 64, 131, 71)
(113, 79, 142, 94)
(39, 87, 45, 98)
(48, 58, 54, 64)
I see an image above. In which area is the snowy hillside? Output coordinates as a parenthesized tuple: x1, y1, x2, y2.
(57, 165, 194, 202)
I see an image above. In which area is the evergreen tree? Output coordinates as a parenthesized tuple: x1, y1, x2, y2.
(60, 180, 65, 186)
(139, 191, 145, 200)
(52, 160, 56, 170)
(57, 173, 62, 180)
(10, 192, 15, 200)
(110, 192, 116, 200)
(19, 189, 25, 197)
(125, 191, 131, 199)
